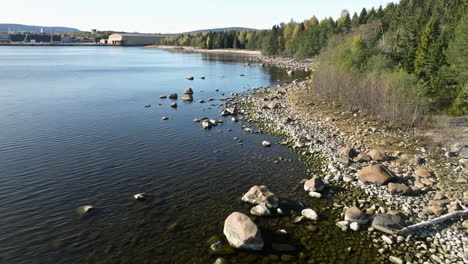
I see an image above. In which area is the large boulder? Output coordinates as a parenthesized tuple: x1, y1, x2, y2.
(184, 88, 193, 94)
(367, 149, 389, 161)
(223, 212, 264, 250)
(344, 206, 369, 224)
(357, 164, 395, 185)
(241, 185, 279, 208)
(304, 176, 325, 192)
(372, 214, 405, 234)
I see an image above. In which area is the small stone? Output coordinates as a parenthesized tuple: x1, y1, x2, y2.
(350, 222, 360, 231)
(382, 235, 393, 244)
(388, 183, 410, 195)
(159, 95, 167, 98)
(301, 209, 318, 221)
(389, 256, 403, 264)
(336, 221, 349, 228)
(415, 168, 432, 178)
(161, 116, 168, 120)
(170, 102, 177, 108)
(308, 191, 322, 198)
(262, 141, 272, 147)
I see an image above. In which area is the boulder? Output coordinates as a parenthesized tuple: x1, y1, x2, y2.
(159, 95, 167, 99)
(340, 146, 357, 158)
(161, 116, 168, 120)
(223, 212, 263, 250)
(387, 183, 410, 195)
(170, 102, 177, 108)
(168, 93, 178, 99)
(304, 176, 325, 192)
(372, 214, 404, 234)
(357, 164, 395, 185)
(241, 185, 279, 208)
(414, 168, 432, 178)
(355, 153, 372, 162)
(367, 149, 389, 161)
(181, 94, 193, 101)
(301, 209, 318, 221)
(250, 204, 271, 216)
(344, 207, 369, 224)
(186, 76, 194, 80)
(184, 88, 193, 94)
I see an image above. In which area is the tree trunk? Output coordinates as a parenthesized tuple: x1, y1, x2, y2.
(397, 209, 468, 235)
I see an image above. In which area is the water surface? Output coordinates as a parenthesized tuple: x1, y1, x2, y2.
(0, 46, 312, 263)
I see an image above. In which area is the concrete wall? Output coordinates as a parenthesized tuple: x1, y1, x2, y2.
(108, 34, 165, 46)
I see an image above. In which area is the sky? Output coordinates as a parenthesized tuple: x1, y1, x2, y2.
(3, 0, 398, 33)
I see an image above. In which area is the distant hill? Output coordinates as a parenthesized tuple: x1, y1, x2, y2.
(0, 24, 80, 32)
(182, 27, 256, 34)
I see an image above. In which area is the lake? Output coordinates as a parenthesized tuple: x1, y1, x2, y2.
(0, 46, 312, 263)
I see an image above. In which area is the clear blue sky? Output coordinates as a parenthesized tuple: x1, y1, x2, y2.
(3, 0, 397, 33)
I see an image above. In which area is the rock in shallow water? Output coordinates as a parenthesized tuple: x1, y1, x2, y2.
(301, 209, 318, 221)
(250, 204, 271, 216)
(304, 176, 325, 192)
(133, 193, 148, 201)
(223, 212, 263, 251)
(262, 141, 271, 147)
(372, 214, 405, 234)
(345, 207, 369, 224)
(241, 185, 279, 208)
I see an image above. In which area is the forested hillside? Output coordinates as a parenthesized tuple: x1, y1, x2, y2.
(161, 0, 467, 119)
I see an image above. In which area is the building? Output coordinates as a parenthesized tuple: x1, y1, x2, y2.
(106, 33, 167, 46)
(91, 29, 97, 35)
(0, 34, 10, 43)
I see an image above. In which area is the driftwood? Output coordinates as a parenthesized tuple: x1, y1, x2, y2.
(397, 209, 468, 235)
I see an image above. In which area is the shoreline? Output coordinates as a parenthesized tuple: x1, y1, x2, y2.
(147, 45, 262, 56)
(221, 77, 467, 263)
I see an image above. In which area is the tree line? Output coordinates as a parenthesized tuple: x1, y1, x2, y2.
(161, 0, 467, 119)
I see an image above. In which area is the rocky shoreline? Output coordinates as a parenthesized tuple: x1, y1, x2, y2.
(209, 79, 467, 264)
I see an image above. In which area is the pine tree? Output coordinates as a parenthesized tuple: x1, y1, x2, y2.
(414, 18, 437, 78)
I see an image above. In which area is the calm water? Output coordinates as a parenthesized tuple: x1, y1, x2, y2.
(0, 46, 311, 263)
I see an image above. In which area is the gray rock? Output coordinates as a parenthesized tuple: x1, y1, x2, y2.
(304, 176, 325, 192)
(181, 94, 193, 101)
(250, 204, 271, 216)
(184, 88, 193, 94)
(301, 208, 318, 221)
(372, 214, 404, 234)
(77, 205, 94, 216)
(389, 256, 403, 264)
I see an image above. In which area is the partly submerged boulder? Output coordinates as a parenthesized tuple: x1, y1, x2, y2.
(241, 185, 279, 208)
(223, 212, 263, 250)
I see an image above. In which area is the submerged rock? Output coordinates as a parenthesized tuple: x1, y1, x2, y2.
(186, 76, 194, 80)
(223, 212, 263, 251)
(77, 205, 94, 216)
(357, 164, 395, 185)
(170, 102, 177, 108)
(168, 93, 178, 99)
(133, 193, 148, 201)
(161, 116, 168, 120)
(250, 204, 271, 216)
(241, 185, 279, 208)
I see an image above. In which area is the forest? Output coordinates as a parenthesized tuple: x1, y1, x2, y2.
(161, 0, 467, 121)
